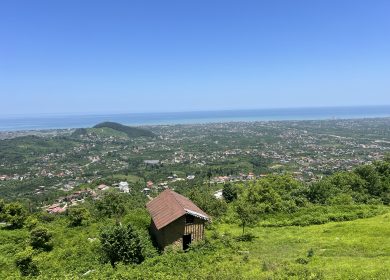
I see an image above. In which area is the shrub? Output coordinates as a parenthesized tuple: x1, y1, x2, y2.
(99, 223, 144, 267)
(222, 183, 238, 203)
(307, 248, 315, 258)
(68, 207, 90, 227)
(3, 202, 26, 229)
(25, 216, 39, 230)
(38, 212, 55, 223)
(94, 191, 127, 219)
(15, 247, 39, 276)
(30, 227, 53, 251)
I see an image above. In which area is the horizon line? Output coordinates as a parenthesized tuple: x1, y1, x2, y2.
(1, 104, 390, 119)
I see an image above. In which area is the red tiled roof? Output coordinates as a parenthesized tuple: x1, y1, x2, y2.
(146, 189, 209, 230)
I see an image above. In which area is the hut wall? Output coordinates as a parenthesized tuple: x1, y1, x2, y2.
(184, 217, 205, 242)
(150, 216, 206, 250)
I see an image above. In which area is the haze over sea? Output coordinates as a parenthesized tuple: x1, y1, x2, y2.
(0, 105, 389, 132)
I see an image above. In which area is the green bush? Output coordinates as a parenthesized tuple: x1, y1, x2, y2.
(37, 211, 56, 223)
(222, 183, 238, 203)
(14, 247, 39, 276)
(68, 207, 90, 227)
(25, 216, 39, 230)
(3, 202, 26, 229)
(99, 223, 145, 267)
(30, 227, 53, 251)
(94, 191, 127, 219)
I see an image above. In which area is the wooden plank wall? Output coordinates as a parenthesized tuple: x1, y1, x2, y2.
(184, 218, 205, 241)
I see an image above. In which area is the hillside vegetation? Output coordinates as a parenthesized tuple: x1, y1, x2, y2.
(71, 122, 155, 139)
(0, 208, 389, 279)
(1, 159, 390, 279)
(93, 122, 155, 138)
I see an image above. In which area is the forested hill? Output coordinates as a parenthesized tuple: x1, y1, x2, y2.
(93, 122, 155, 138)
(72, 122, 155, 138)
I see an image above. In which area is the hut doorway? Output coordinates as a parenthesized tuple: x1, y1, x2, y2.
(183, 234, 192, 250)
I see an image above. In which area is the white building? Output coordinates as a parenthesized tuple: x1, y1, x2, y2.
(118, 181, 130, 193)
(214, 189, 223, 200)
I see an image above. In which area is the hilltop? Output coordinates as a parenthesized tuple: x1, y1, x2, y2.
(72, 122, 155, 138)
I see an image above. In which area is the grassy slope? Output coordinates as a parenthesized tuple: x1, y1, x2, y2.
(1, 212, 389, 279)
(217, 213, 390, 279)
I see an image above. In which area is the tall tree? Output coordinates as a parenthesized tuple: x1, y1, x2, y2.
(235, 200, 259, 235)
(222, 183, 238, 203)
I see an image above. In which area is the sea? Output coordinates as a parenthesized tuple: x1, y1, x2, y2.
(0, 106, 389, 132)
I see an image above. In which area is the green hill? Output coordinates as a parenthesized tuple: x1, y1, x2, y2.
(93, 122, 155, 138)
(72, 122, 155, 138)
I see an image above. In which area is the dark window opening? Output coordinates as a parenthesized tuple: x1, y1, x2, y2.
(185, 215, 194, 224)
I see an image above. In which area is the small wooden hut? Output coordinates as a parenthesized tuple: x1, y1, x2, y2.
(146, 189, 210, 250)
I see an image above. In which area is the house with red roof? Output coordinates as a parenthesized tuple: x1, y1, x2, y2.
(146, 189, 210, 250)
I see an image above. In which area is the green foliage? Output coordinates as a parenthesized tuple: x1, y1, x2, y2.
(354, 164, 383, 196)
(25, 216, 39, 230)
(30, 226, 53, 251)
(235, 233, 256, 242)
(309, 162, 390, 205)
(296, 257, 309, 265)
(0, 135, 77, 165)
(37, 211, 56, 223)
(222, 183, 238, 203)
(0, 199, 5, 221)
(14, 247, 39, 276)
(68, 206, 90, 227)
(188, 187, 227, 218)
(235, 199, 260, 235)
(99, 223, 145, 267)
(244, 175, 308, 214)
(94, 191, 127, 220)
(0, 205, 389, 278)
(93, 122, 156, 138)
(259, 205, 387, 227)
(3, 202, 27, 229)
(328, 193, 354, 205)
(0, 146, 389, 279)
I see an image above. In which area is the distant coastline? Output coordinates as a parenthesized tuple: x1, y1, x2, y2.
(0, 105, 389, 132)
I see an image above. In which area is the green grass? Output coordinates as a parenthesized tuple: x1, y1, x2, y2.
(258, 205, 389, 227)
(109, 174, 145, 184)
(215, 212, 390, 279)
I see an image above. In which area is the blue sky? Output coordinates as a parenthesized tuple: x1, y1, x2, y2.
(1, 0, 390, 115)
